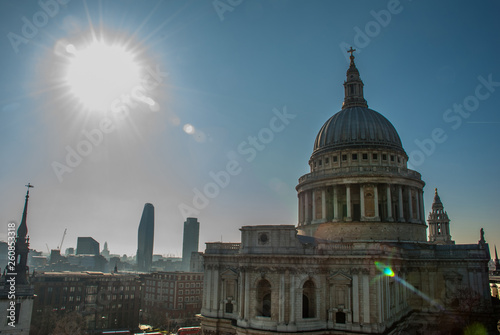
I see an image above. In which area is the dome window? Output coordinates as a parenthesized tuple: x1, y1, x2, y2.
(325, 157, 329, 164)
(391, 155, 395, 162)
(382, 154, 387, 161)
(372, 153, 378, 160)
(342, 155, 347, 161)
(319, 159, 322, 166)
(333, 156, 338, 163)
(362, 153, 368, 160)
(352, 154, 358, 160)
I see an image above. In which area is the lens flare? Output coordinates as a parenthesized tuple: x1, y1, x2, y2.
(375, 261, 395, 277)
(183, 124, 195, 134)
(374, 261, 444, 311)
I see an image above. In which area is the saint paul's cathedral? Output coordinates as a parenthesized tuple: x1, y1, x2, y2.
(199, 50, 493, 334)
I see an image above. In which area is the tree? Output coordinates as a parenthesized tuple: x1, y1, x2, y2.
(29, 309, 58, 335)
(52, 312, 87, 335)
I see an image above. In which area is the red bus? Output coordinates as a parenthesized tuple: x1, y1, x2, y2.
(176, 326, 201, 335)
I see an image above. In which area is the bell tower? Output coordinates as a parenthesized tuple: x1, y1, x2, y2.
(428, 188, 454, 244)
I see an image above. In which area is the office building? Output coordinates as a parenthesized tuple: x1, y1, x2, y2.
(137, 203, 155, 272)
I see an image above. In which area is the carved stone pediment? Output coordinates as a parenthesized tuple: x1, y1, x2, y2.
(328, 271, 352, 285)
(220, 268, 238, 280)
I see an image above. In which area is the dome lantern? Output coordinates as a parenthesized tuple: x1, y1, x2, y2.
(342, 47, 368, 110)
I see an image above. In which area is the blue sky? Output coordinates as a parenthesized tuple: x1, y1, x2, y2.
(1, 0, 499, 257)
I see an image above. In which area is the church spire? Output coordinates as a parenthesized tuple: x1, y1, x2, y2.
(17, 183, 33, 240)
(428, 188, 454, 245)
(342, 47, 368, 109)
(14, 183, 33, 285)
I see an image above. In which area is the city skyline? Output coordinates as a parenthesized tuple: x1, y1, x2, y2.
(0, 1, 499, 257)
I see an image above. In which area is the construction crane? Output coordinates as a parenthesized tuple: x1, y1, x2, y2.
(45, 243, 50, 254)
(58, 228, 67, 250)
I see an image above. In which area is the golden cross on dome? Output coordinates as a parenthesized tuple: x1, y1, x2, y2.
(347, 47, 356, 57)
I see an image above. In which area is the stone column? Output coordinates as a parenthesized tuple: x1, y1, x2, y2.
(279, 273, 285, 324)
(402, 272, 408, 307)
(475, 270, 485, 300)
(419, 190, 425, 223)
(360, 184, 365, 221)
(298, 193, 303, 225)
(244, 271, 250, 321)
(346, 185, 352, 221)
(238, 270, 245, 320)
(386, 185, 393, 222)
(415, 190, 421, 222)
(385, 276, 390, 319)
(304, 192, 309, 224)
(321, 189, 326, 221)
(312, 190, 316, 222)
(205, 266, 212, 312)
(429, 272, 435, 302)
(374, 184, 380, 220)
(353, 272, 359, 323)
(395, 272, 400, 312)
(398, 185, 405, 222)
(408, 188, 414, 222)
(363, 272, 370, 324)
(212, 267, 219, 312)
(468, 270, 476, 295)
(333, 186, 339, 221)
(290, 275, 295, 324)
(377, 276, 383, 323)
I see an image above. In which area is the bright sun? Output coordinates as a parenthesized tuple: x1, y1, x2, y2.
(65, 40, 142, 111)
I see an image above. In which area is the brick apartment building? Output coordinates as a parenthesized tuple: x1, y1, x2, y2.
(142, 271, 203, 327)
(30, 271, 141, 333)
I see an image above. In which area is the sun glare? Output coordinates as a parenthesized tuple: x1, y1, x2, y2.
(65, 40, 142, 111)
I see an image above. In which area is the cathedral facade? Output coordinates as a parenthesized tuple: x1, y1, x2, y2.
(199, 53, 492, 334)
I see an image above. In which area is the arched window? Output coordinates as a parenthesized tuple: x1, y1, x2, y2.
(257, 279, 271, 317)
(302, 280, 316, 318)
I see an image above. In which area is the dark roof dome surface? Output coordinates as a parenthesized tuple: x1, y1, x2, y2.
(313, 106, 404, 154)
(312, 48, 405, 157)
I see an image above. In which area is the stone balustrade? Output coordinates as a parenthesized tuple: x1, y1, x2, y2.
(205, 242, 241, 254)
(298, 166, 421, 183)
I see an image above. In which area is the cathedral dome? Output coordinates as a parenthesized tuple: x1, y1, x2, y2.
(296, 48, 426, 243)
(311, 48, 406, 157)
(313, 106, 404, 155)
